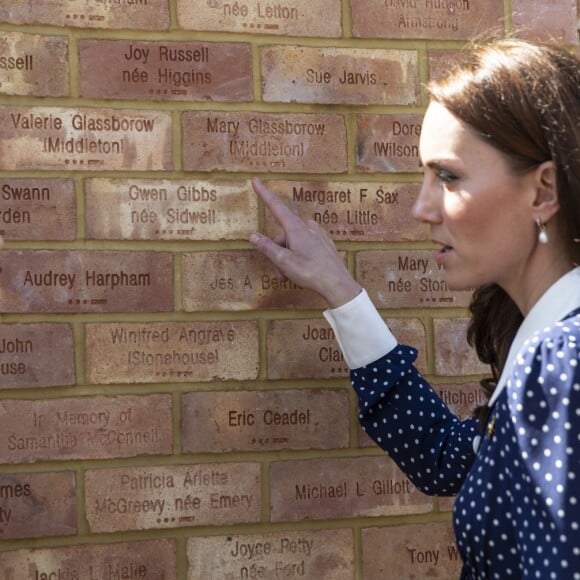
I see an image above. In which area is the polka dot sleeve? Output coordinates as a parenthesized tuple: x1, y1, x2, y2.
(506, 315, 580, 576)
(351, 344, 479, 496)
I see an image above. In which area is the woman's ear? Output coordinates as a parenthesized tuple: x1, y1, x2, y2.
(532, 160, 559, 221)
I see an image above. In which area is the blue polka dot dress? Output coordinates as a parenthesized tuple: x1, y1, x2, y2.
(351, 308, 580, 579)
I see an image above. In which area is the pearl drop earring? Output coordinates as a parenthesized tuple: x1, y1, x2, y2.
(536, 219, 549, 245)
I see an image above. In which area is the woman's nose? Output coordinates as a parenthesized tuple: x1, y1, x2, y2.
(411, 177, 441, 224)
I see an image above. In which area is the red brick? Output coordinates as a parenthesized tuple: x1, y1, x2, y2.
(86, 321, 259, 384)
(0, 32, 68, 97)
(351, 0, 504, 39)
(85, 463, 261, 532)
(356, 114, 423, 173)
(182, 388, 350, 452)
(86, 178, 258, 241)
(177, 0, 341, 37)
(0, 179, 75, 241)
(428, 49, 470, 83)
(182, 112, 347, 173)
(0, 471, 76, 539)
(0, 0, 170, 30)
(270, 456, 432, 522)
(433, 318, 489, 376)
(263, 180, 424, 242)
(261, 46, 419, 105)
(80, 40, 253, 102)
(182, 251, 327, 311)
(0, 540, 176, 577)
(356, 250, 473, 308)
(187, 529, 354, 579)
(362, 522, 461, 578)
(0, 250, 173, 313)
(0, 395, 172, 464)
(0, 323, 74, 389)
(0, 106, 172, 171)
(434, 382, 486, 420)
(512, 0, 578, 44)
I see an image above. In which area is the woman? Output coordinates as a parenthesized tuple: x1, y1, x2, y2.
(250, 39, 580, 578)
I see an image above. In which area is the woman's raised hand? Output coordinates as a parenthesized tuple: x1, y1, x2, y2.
(249, 178, 362, 308)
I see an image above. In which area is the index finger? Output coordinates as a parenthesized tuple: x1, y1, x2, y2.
(252, 177, 305, 229)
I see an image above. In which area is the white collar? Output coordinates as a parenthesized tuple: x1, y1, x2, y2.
(488, 267, 580, 407)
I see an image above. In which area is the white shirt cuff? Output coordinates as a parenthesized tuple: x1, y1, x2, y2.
(323, 289, 397, 369)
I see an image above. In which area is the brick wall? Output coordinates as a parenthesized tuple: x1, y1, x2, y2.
(0, 1, 577, 578)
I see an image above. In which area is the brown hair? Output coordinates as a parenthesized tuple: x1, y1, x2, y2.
(427, 39, 580, 426)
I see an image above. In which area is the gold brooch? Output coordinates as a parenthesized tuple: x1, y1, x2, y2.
(486, 417, 496, 438)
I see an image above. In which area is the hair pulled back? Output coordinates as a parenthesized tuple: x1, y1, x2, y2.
(427, 39, 580, 423)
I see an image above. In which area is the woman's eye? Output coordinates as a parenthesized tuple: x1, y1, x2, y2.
(437, 169, 457, 182)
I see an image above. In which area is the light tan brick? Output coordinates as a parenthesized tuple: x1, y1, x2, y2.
(0, 395, 172, 464)
(270, 456, 432, 522)
(0, 250, 173, 313)
(261, 46, 419, 105)
(86, 178, 257, 241)
(362, 522, 461, 578)
(187, 529, 354, 579)
(177, 0, 341, 37)
(433, 318, 489, 376)
(356, 114, 423, 173)
(182, 251, 327, 311)
(0, 32, 68, 97)
(434, 382, 486, 420)
(351, 0, 504, 39)
(182, 112, 347, 173)
(0, 179, 75, 241)
(182, 388, 350, 452)
(0, 471, 76, 539)
(85, 463, 261, 532)
(0, 106, 172, 171)
(356, 250, 473, 308)
(86, 321, 259, 384)
(80, 40, 253, 102)
(0, 540, 177, 577)
(0, 0, 170, 30)
(512, 0, 578, 44)
(263, 180, 424, 242)
(0, 323, 74, 389)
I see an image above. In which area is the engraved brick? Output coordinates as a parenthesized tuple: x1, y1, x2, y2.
(270, 456, 432, 522)
(512, 0, 578, 44)
(0, 0, 170, 30)
(356, 250, 473, 309)
(0, 539, 177, 577)
(0, 106, 172, 171)
(86, 178, 257, 241)
(187, 529, 354, 579)
(351, 0, 504, 40)
(0, 323, 74, 389)
(428, 49, 469, 82)
(86, 321, 259, 384)
(0, 250, 173, 313)
(433, 318, 489, 376)
(0, 32, 68, 97)
(182, 251, 327, 311)
(0, 395, 172, 464)
(356, 114, 423, 173)
(0, 178, 75, 241)
(182, 388, 350, 452)
(182, 112, 347, 173)
(261, 46, 419, 105)
(0, 471, 76, 539)
(85, 463, 261, 532)
(434, 382, 485, 420)
(263, 180, 424, 242)
(80, 40, 253, 102)
(177, 0, 341, 37)
(362, 522, 461, 578)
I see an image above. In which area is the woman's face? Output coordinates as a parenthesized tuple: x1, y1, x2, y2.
(413, 102, 538, 295)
